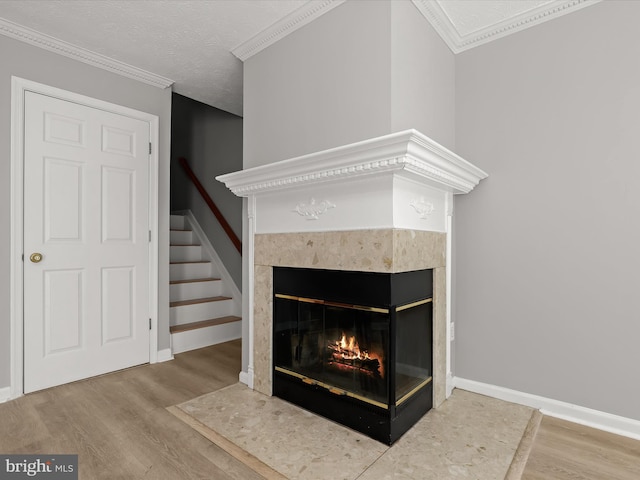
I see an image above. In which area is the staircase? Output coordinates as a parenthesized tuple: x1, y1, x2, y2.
(170, 213, 241, 354)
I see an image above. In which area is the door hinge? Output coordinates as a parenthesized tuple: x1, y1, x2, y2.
(149, 230, 151, 242)
(21, 253, 24, 262)
(149, 318, 152, 330)
(149, 142, 152, 155)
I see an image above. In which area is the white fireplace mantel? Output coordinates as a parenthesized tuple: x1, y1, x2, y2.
(217, 129, 487, 235)
(216, 129, 487, 398)
(218, 129, 487, 196)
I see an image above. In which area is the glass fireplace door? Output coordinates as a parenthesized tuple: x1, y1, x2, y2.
(272, 266, 434, 445)
(324, 304, 389, 406)
(395, 299, 433, 405)
(274, 295, 390, 408)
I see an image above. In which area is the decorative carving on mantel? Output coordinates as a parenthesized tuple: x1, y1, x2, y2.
(410, 198, 435, 219)
(293, 198, 336, 220)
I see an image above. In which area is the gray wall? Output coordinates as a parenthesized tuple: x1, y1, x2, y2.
(244, 0, 393, 168)
(0, 35, 172, 390)
(454, 0, 640, 420)
(390, 0, 455, 150)
(171, 93, 243, 289)
(243, 0, 454, 166)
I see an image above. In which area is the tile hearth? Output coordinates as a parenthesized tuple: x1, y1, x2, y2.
(174, 383, 534, 480)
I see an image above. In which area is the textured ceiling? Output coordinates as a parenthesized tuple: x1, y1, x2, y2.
(0, 0, 306, 116)
(0, 1, 591, 115)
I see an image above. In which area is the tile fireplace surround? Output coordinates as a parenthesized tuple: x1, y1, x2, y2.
(217, 129, 487, 410)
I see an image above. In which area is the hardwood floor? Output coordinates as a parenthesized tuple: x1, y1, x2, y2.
(522, 416, 640, 480)
(0, 340, 264, 480)
(4, 346, 640, 480)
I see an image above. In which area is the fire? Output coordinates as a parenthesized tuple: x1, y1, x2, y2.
(328, 332, 383, 376)
(336, 333, 371, 360)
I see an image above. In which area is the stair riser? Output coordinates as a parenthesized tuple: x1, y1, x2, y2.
(170, 281, 223, 302)
(171, 321, 241, 354)
(170, 300, 235, 325)
(170, 263, 212, 281)
(170, 215, 185, 230)
(169, 214, 241, 354)
(170, 245, 203, 262)
(170, 230, 193, 244)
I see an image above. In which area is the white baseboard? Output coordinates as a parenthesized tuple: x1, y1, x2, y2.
(453, 377, 640, 441)
(446, 372, 454, 398)
(239, 368, 254, 389)
(0, 387, 11, 403)
(156, 348, 174, 363)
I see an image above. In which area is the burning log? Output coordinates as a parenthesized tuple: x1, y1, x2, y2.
(328, 334, 381, 375)
(329, 351, 380, 373)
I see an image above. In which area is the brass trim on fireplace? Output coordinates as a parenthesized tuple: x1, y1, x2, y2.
(275, 294, 324, 305)
(396, 298, 433, 312)
(396, 376, 432, 406)
(275, 293, 389, 314)
(275, 366, 389, 409)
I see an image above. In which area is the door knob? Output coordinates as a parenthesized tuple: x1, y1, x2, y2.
(29, 253, 43, 263)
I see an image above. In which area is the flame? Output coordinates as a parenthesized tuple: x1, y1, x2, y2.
(328, 332, 384, 377)
(336, 333, 371, 360)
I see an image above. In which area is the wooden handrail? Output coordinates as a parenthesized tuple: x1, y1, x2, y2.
(178, 157, 242, 254)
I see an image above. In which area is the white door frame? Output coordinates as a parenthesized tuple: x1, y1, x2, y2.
(10, 77, 160, 399)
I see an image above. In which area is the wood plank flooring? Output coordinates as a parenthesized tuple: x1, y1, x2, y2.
(3, 342, 640, 480)
(0, 340, 264, 480)
(522, 416, 640, 480)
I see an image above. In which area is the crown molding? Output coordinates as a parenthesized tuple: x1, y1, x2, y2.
(232, 0, 602, 61)
(232, 0, 346, 61)
(412, 0, 602, 54)
(0, 18, 174, 89)
(217, 129, 487, 197)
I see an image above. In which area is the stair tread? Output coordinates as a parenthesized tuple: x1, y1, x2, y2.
(170, 296, 231, 307)
(170, 316, 241, 334)
(170, 228, 191, 232)
(170, 260, 210, 265)
(170, 277, 221, 285)
(170, 244, 202, 247)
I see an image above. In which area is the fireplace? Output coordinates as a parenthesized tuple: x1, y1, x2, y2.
(216, 130, 487, 447)
(273, 267, 433, 444)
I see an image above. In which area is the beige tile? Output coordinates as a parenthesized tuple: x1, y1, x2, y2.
(176, 386, 533, 480)
(178, 383, 387, 480)
(392, 230, 446, 271)
(255, 230, 396, 272)
(253, 265, 273, 396)
(358, 390, 534, 480)
(433, 266, 447, 407)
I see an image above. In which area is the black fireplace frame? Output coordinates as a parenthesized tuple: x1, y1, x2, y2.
(272, 267, 433, 445)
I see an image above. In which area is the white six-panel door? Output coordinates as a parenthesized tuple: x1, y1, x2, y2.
(23, 91, 151, 393)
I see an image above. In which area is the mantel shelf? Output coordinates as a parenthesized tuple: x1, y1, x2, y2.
(216, 129, 488, 197)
